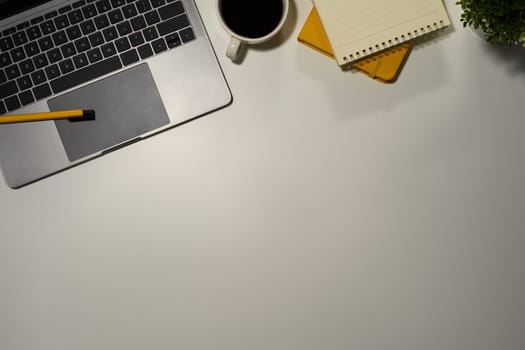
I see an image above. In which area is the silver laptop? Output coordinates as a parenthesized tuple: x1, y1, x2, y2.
(0, 0, 232, 188)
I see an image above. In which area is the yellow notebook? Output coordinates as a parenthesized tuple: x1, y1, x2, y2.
(298, 7, 411, 83)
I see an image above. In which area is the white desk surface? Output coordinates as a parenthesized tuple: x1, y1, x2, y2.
(1, 1, 524, 349)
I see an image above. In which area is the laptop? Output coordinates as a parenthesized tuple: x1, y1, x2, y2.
(0, 0, 232, 188)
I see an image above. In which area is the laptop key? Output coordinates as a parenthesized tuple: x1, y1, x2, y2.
(0, 53, 12, 68)
(82, 4, 98, 19)
(33, 54, 48, 68)
(89, 32, 105, 47)
(73, 53, 89, 68)
(101, 42, 117, 57)
(54, 15, 70, 30)
(80, 20, 97, 35)
(135, 0, 151, 13)
(75, 37, 91, 52)
(19, 90, 35, 105)
(94, 14, 110, 29)
(179, 27, 194, 43)
(143, 26, 159, 41)
(52, 30, 68, 46)
(0, 100, 6, 115)
(38, 36, 54, 51)
(129, 32, 145, 47)
(40, 20, 56, 35)
(33, 83, 52, 100)
(102, 26, 118, 41)
(0, 81, 18, 100)
(5, 65, 21, 79)
(47, 48, 63, 63)
(117, 21, 133, 36)
(151, 0, 166, 8)
(111, 0, 126, 7)
(13, 31, 29, 46)
(31, 16, 45, 25)
(59, 58, 75, 74)
(11, 47, 26, 62)
(27, 26, 43, 40)
(17, 75, 33, 90)
(0, 37, 14, 51)
(67, 25, 83, 40)
(151, 37, 166, 53)
(45, 64, 61, 80)
(68, 9, 84, 24)
(0, 70, 6, 84)
(73, 0, 86, 8)
(50, 55, 122, 93)
(45, 11, 58, 19)
(31, 70, 47, 85)
(131, 16, 147, 31)
(59, 5, 73, 14)
(137, 43, 153, 59)
(122, 4, 138, 18)
(165, 33, 180, 48)
(158, 2, 184, 21)
(86, 47, 103, 63)
(120, 49, 139, 65)
(60, 43, 77, 58)
(16, 22, 30, 31)
(97, 0, 112, 13)
(24, 42, 41, 56)
(157, 14, 189, 36)
(108, 9, 124, 23)
(19, 59, 35, 74)
(2, 27, 16, 36)
(115, 37, 130, 52)
(5, 95, 21, 111)
(144, 10, 160, 25)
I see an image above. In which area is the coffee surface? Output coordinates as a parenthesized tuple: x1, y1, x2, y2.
(220, 0, 284, 39)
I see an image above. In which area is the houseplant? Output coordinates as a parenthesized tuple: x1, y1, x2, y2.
(457, 0, 525, 45)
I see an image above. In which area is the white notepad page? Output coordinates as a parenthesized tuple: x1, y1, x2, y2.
(312, 0, 450, 66)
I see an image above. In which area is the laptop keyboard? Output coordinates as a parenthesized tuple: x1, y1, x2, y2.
(0, 0, 195, 114)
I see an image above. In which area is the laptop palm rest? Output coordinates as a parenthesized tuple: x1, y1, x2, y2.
(48, 63, 170, 162)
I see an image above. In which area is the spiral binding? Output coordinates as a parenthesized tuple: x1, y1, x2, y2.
(343, 20, 448, 64)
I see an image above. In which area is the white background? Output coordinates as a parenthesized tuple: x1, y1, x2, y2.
(1, 1, 524, 349)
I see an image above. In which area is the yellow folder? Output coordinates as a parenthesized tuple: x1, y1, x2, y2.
(298, 7, 412, 83)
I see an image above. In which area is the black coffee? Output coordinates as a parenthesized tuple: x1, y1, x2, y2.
(220, 0, 284, 39)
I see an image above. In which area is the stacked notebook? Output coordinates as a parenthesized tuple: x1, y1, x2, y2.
(298, 0, 450, 83)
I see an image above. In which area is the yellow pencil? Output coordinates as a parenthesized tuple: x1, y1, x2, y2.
(0, 109, 95, 124)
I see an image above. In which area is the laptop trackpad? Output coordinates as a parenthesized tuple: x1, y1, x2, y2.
(48, 63, 170, 162)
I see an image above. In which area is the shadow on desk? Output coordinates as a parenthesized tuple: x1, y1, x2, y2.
(482, 43, 525, 74)
(295, 25, 456, 119)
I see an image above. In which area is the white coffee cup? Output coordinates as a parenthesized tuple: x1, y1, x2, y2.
(216, 0, 289, 61)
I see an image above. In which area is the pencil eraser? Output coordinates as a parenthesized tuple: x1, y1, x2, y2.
(68, 109, 96, 122)
(84, 110, 96, 120)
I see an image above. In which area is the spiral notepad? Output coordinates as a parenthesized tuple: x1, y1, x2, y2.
(311, 0, 450, 66)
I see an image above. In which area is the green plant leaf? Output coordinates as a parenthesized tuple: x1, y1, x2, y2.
(457, 0, 525, 44)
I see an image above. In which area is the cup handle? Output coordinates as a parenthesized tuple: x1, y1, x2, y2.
(226, 36, 242, 61)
